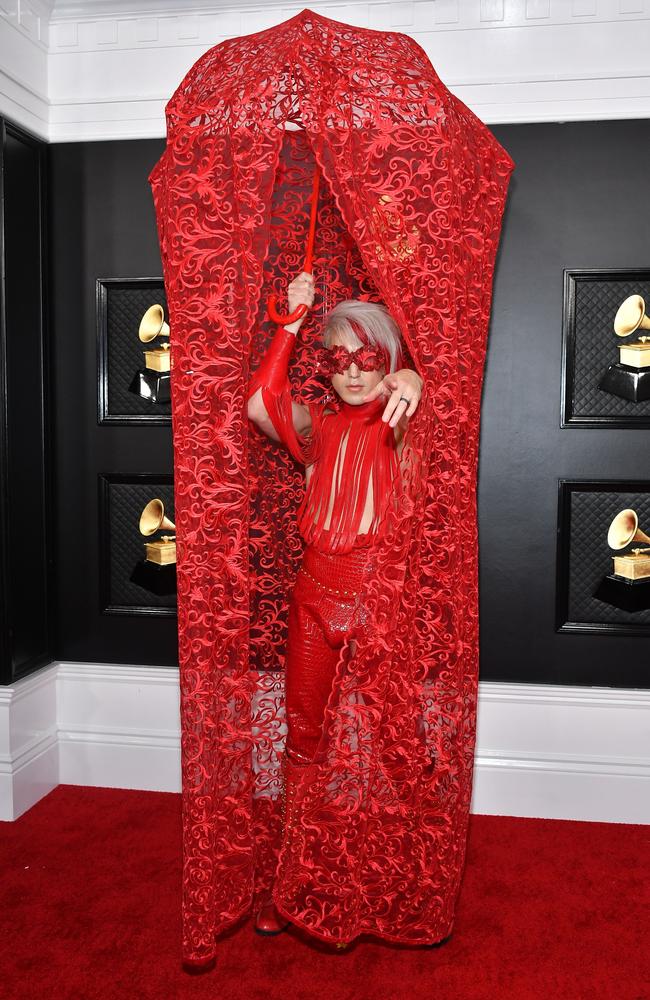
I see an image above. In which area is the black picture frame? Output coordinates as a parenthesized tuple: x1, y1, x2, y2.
(98, 472, 177, 617)
(556, 478, 650, 635)
(97, 277, 171, 425)
(560, 268, 650, 428)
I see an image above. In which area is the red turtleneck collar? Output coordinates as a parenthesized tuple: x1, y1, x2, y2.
(332, 395, 386, 422)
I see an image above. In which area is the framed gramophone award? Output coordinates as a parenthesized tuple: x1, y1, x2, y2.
(561, 268, 650, 428)
(556, 479, 650, 635)
(99, 473, 177, 616)
(97, 277, 172, 425)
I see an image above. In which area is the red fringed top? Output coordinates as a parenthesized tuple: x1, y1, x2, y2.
(294, 396, 399, 553)
(249, 324, 400, 553)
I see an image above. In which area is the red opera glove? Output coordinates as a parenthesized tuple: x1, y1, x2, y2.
(248, 325, 297, 401)
(248, 325, 310, 463)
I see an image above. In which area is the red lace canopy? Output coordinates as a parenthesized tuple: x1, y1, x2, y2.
(149, 8, 514, 970)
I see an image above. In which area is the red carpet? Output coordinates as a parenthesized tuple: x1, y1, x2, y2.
(1, 785, 647, 1000)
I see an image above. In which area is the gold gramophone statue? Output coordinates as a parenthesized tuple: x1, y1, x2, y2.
(598, 294, 650, 403)
(593, 507, 650, 612)
(128, 304, 172, 405)
(129, 498, 177, 596)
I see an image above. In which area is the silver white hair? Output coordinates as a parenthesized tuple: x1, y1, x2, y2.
(321, 300, 403, 374)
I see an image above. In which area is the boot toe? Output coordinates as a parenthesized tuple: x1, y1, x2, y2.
(254, 900, 291, 936)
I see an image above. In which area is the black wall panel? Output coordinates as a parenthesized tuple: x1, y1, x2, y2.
(482, 120, 649, 688)
(49, 139, 177, 665)
(48, 122, 650, 686)
(0, 121, 52, 684)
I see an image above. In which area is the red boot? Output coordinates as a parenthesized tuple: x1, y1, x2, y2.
(254, 751, 310, 936)
(254, 899, 290, 936)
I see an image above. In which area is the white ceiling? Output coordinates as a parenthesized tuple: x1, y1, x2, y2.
(1, 0, 649, 141)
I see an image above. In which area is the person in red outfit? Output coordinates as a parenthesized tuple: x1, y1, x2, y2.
(247, 271, 423, 936)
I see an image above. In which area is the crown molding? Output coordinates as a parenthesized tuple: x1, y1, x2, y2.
(47, 0, 650, 27)
(50, 0, 246, 16)
(1, 0, 649, 141)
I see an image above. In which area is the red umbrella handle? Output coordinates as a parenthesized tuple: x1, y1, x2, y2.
(267, 165, 320, 326)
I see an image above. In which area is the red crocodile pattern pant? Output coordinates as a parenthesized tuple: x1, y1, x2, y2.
(284, 544, 374, 765)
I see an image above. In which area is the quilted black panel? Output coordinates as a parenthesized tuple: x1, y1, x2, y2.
(99, 279, 171, 419)
(101, 476, 176, 612)
(567, 488, 650, 626)
(566, 270, 650, 421)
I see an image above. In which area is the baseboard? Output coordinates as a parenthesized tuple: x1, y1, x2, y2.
(472, 681, 650, 824)
(1, 662, 648, 824)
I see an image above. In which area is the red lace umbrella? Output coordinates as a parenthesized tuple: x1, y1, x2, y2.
(150, 8, 514, 971)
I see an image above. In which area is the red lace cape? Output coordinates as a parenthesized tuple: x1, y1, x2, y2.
(149, 8, 514, 969)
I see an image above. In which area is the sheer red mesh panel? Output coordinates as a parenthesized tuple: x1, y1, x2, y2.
(149, 8, 514, 968)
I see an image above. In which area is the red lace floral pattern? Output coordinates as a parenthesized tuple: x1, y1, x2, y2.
(149, 8, 514, 969)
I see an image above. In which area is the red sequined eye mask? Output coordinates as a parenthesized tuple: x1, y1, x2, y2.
(323, 344, 386, 375)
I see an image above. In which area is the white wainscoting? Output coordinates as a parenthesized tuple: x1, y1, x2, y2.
(1, 659, 648, 824)
(1, 1, 650, 141)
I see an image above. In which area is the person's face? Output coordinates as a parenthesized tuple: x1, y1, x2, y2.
(327, 331, 386, 404)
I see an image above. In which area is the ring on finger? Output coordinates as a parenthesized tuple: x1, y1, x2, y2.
(399, 396, 411, 404)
